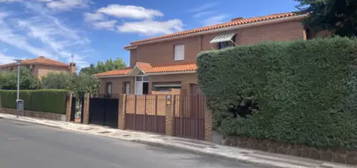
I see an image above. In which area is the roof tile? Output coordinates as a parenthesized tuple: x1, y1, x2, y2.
(95, 63, 197, 77)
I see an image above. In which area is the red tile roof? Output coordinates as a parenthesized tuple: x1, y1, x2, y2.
(95, 63, 197, 77)
(126, 12, 306, 47)
(95, 68, 132, 77)
(135, 62, 152, 72)
(0, 56, 69, 68)
(146, 64, 197, 73)
(22, 56, 68, 67)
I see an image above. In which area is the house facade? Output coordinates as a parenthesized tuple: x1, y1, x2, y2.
(0, 56, 76, 79)
(96, 12, 310, 97)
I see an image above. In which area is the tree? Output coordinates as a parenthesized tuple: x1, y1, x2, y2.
(41, 72, 72, 89)
(67, 73, 100, 98)
(296, 0, 357, 36)
(0, 67, 39, 90)
(80, 58, 126, 75)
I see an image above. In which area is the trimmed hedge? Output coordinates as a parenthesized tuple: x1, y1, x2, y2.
(0, 89, 68, 114)
(197, 37, 357, 150)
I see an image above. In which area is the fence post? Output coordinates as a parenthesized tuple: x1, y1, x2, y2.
(65, 93, 73, 122)
(204, 105, 213, 141)
(82, 93, 90, 124)
(165, 95, 174, 136)
(118, 94, 126, 129)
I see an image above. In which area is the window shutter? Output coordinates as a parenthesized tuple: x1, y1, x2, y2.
(174, 44, 185, 61)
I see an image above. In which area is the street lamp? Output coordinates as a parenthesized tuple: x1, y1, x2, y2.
(15, 59, 22, 118)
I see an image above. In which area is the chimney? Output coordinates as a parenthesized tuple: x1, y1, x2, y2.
(231, 17, 244, 22)
(69, 62, 76, 73)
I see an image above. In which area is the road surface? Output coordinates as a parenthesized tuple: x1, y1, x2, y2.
(0, 117, 267, 168)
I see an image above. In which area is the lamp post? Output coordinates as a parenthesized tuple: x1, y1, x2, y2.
(15, 59, 22, 118)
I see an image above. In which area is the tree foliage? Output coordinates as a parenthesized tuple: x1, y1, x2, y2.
(67, 73, 100, 97)
(41, 72, 72, 89)
(0, 67, 39, 90)
(296, 0, 357, 36)
(80, 58, 126, 75)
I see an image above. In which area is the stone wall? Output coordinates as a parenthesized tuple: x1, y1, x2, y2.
(0, 107, 66, 121)
(224, 136, 357, 165)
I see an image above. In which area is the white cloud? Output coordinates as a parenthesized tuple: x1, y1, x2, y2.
(117, 19, 183, 36)
(192, 10, 215, 18)
(0, 15, 54, 58)
(98, 4, 163, 19)
(85, 4, 183, 35)
(45, 0, 89, 11)
(0, 0, 90, 11)
(92, 20, 117, 30)
(189, 2, 218, 13)
(84, 12, 105, 22)
(202, 15, 228, 26)
(0, 52, 16, 64)
(0, 0, 21, 2)
(0, 5, 91, 68)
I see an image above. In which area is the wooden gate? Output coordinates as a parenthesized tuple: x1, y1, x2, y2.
(89, 97, 119, 128)
(173, 95, 206, 140)
(124, 95, 166, 134)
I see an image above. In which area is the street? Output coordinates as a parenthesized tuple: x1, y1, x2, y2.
(0, 118, 266, 168)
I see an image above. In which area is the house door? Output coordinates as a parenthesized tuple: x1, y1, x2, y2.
(135, 76, 148, 95)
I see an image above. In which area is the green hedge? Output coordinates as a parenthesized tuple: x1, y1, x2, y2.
(197, 37, 357, 150)
(0, 89, 69, 114)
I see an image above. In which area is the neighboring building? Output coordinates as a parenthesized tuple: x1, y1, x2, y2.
(96, 12, 309, 96)
(0, 56, 76, 79)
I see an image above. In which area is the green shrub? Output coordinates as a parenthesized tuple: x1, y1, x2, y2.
(0, 89, 69, 114)
(197, 37, 357, 150)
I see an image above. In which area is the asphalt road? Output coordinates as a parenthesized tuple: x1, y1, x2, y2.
(0, 118, 266, 168)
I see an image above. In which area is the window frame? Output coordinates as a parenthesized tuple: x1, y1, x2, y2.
(106, 82, 113, 97)
(122, 81, 130, 94)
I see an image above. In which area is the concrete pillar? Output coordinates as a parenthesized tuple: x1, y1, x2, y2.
(82, 93, 90, 124)
(118, 94, 126, 129)
(65, 93, 73, 122)
(204, 108, 213, 141)
(165, 95, 174, 136)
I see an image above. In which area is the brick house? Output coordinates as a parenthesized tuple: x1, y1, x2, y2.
(96, 12, 310, 96)
(0, 56, 76, 79)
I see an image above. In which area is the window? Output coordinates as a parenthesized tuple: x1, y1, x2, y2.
(106, 82, 112, 97)
(174, 44, 185, 61)
(210, 32, 236, 49)
(218, 41, 235, 49)
(122, 82, 130, 94)
(152, 82, 181, 91)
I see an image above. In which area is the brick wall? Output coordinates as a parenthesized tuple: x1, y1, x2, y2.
(98, 73, 197, 96)
(34, 64, 72, 79)
(130, 20, 306, 66)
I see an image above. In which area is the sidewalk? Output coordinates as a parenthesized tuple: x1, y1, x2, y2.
(0, 113, 353, 168)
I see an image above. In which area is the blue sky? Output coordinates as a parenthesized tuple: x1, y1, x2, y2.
(0, 0, 299, 69)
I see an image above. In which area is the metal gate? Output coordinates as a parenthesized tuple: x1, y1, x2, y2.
(89, 97, 119, 128)
(70, 97, 84, 123)
(124, 95, 166, 134)
(173, 95, 206, 140)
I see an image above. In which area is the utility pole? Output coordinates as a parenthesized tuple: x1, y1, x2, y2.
(15, 59, 22, 118)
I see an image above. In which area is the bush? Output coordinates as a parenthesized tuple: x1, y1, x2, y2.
(197, 37, 357, 150)
(0, 89, 69, 114)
